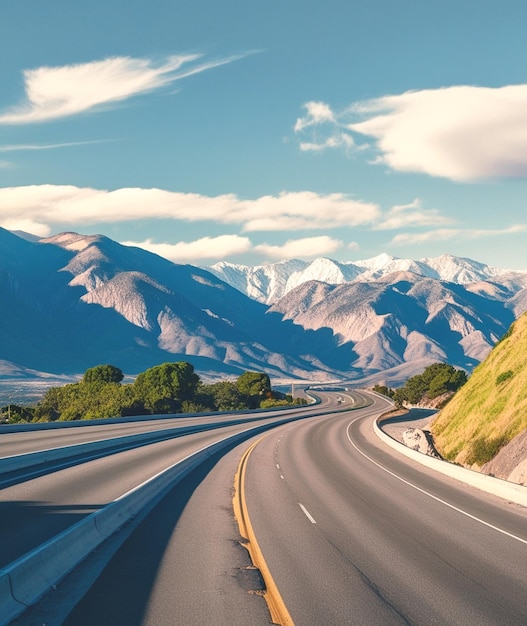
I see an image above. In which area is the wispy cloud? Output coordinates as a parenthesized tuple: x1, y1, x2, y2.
(121, 235, 252, 262)
(0, 140, 113, 152)
(376, 199, 455, 230)
(0, 53, 245, 124)
(295, 101, 355, 152)
(0, 185, 380, 235)
(255, 236, 343, 260)
(299, 134, 355, 153)
(294, 101, 336, 132)
(295, 84, 527, 181)
(391, 225, 527, 245)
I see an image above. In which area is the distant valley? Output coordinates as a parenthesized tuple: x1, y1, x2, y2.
(2, 227, 527, 394)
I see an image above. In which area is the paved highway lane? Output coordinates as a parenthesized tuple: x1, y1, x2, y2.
(0, 405, 321, 458)
(56, 436, 273, 626)
(12, 392, 353, 625)
(2, 425, 257, 568)
(2, 397, 341, 569)
(244, 391, 527, 625)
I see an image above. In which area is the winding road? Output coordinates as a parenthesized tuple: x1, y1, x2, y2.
(4, 390, 527, 625)
(244, 391, 527, 624)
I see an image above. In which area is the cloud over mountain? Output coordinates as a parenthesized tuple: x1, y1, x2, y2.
(0, 185, 380, 240)
(295, 84, 527, 181)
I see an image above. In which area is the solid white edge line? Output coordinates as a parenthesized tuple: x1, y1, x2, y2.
(346, 416, 527, 546)
(299, 503, 317, 524)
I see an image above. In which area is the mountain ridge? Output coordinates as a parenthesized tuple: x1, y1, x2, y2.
(207, 254, 525, 304)
(1, 228, 526, 387)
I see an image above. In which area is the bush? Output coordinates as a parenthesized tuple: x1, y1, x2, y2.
(466, 435, 508, 465)
(7, 363, 288, 422)
(391, 363, 467, 406)
(372, 385, 394, 398)
(260, 399, 290, 408)
(496, 370, 513, 385)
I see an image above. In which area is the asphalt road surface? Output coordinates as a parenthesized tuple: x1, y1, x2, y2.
(244, 391, 527, 625)
(12, 391, 527, 625)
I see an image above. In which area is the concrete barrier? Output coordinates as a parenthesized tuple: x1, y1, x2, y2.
(0, 395, 354, 624)
(0, 407, 326, 625)
(0, 396, 320, 435)
(0, 424, 208, 475)
(374, 417, 527, 507)
(0, 402, 322, 476)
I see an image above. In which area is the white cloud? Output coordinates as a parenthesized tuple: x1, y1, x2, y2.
(295, 101, 355, 153)
(255, 235, 343, 260)
(299, 133, 355, 153)
(294, 101, 336, 132)
(0, 185, 380, 233)
(376, 198, 455, 230)
(391, 225, 527, 245)
(121, 235, 252, 262)
(296, 85, 527, 181)
(239, 191, 379, 231)
(0, 53, 245, 124)
(121, 234, 345, 263)
(349, 84, 527, 181)
(0, 140, 112, 152)
(1, 218, 50, 236)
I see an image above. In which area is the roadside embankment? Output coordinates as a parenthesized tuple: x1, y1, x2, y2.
(376, 411, 527, 508)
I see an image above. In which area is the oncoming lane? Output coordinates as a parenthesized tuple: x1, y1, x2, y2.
(243, 391, 527, 625)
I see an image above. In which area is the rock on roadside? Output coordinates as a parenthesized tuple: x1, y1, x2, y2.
(403, 427, 442, 459)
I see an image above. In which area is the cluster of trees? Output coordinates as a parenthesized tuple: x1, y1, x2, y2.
(373, 363, 467, 408)
(1, 363, 306, 423)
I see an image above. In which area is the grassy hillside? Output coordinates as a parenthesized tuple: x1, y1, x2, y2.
(431, 312, 527, 466)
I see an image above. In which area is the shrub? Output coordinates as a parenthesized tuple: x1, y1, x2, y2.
(466, 435, 508, 465)
(496, 370, 513, 385)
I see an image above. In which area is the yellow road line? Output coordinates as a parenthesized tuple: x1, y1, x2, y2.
(233, 437, 295, 626)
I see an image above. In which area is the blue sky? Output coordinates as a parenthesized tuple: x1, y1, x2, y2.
(1, 0, 527, 269)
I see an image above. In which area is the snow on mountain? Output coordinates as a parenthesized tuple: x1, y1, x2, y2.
(2, 227, 527, 385)
(209, 258, 307, 304)
(421, 254, 505, 284)
(207, 254, 527, 304)
(285, 257, 362, 290)
(0, 229, 353, 380)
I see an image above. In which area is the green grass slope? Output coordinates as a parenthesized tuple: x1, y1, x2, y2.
(431, 312, 527, 467)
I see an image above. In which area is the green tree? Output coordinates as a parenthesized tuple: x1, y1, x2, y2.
(133, 362, 200, 414)
(372, 384, 394, 398)
(83, 364, 124, 385)
(236, 371, 271, 407)
(425, 363, 467, 398)
(392, 362, 467, 407)
(1, 404, 35, 423)
(200, 381, 248, 411)
(392, 387, 408, 408)
(35, 374, 137, 421)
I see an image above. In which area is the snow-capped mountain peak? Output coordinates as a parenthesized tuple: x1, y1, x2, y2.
(206, 253, 526, 304)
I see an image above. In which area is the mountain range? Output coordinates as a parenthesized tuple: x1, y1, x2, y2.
(207, 255, 526, 304)
(2, 227, 527, 385)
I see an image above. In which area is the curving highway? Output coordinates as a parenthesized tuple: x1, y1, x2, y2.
(244, 390, 527, 625)
(5, 390, 527, 625)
